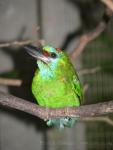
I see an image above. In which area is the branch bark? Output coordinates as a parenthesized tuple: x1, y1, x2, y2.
(82, 116, 113, 126)
(0, 78, 22, 86)
(0, 39, 45, 48)
(101, 0, 113, 11)
(0, 91, 113, 121)
(70, 22, 106, 59)
(70, 7, 113, 60)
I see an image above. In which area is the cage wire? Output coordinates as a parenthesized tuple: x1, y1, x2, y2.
(82, 21, 113, 150)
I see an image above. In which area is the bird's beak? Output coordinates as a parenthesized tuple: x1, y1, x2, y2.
(24, 45, 50, 64)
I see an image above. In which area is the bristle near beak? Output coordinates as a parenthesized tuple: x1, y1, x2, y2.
(24, 45, 50, 64)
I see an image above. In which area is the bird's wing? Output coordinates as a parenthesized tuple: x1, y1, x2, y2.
(73, 75, 83, 103)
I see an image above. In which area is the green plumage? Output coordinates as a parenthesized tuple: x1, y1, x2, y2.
(25, 45, 83, 129)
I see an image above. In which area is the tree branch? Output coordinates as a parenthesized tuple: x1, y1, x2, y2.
(82, 116, 113, 126)
(70, 22, 106, 59)
(70, 6, 113, 60)
(0, 39, 45, 48)
(78, 66, 101, 76)
(0, 78, 22, 86)
(101, 0, 113, 11)
(0, 91, 113, 121)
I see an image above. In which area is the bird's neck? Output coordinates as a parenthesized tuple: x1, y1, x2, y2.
(37, 60, 58, 78)
(37, 58, 68, 79)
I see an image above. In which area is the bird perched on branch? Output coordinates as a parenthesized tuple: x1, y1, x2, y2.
(25, 44, 83, 129)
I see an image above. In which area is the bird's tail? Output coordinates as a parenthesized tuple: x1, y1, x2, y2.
(46, 117, 79, 130)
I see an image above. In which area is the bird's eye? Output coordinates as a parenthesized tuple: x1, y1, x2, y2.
(51, 52, 57, 58)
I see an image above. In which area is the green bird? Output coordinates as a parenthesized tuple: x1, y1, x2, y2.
(25, 45, 83, 129)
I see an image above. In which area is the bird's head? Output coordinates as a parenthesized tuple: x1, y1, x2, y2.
(24, 45, 68, 70)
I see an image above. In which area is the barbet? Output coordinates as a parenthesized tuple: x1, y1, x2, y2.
(25, 45, 83, 129)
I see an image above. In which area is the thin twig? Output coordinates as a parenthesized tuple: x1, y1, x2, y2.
(70, 7, 113, 60)
(0, 40, 36, 48)
(83, 84, 89, 93)
(0, 66, 100, 87)
(0, 78, 22, 86)
(0, 91, 113, 121)
(70, 22, 106, 59)
(0, 39, 45, 48)
(79, 66, 101, 75)
(82, 116, 113, 126)
(101, 0, 113, 11)
(0, 26, 40, 48)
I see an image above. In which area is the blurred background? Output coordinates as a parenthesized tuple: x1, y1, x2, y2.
(0, 0, 113, 150)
